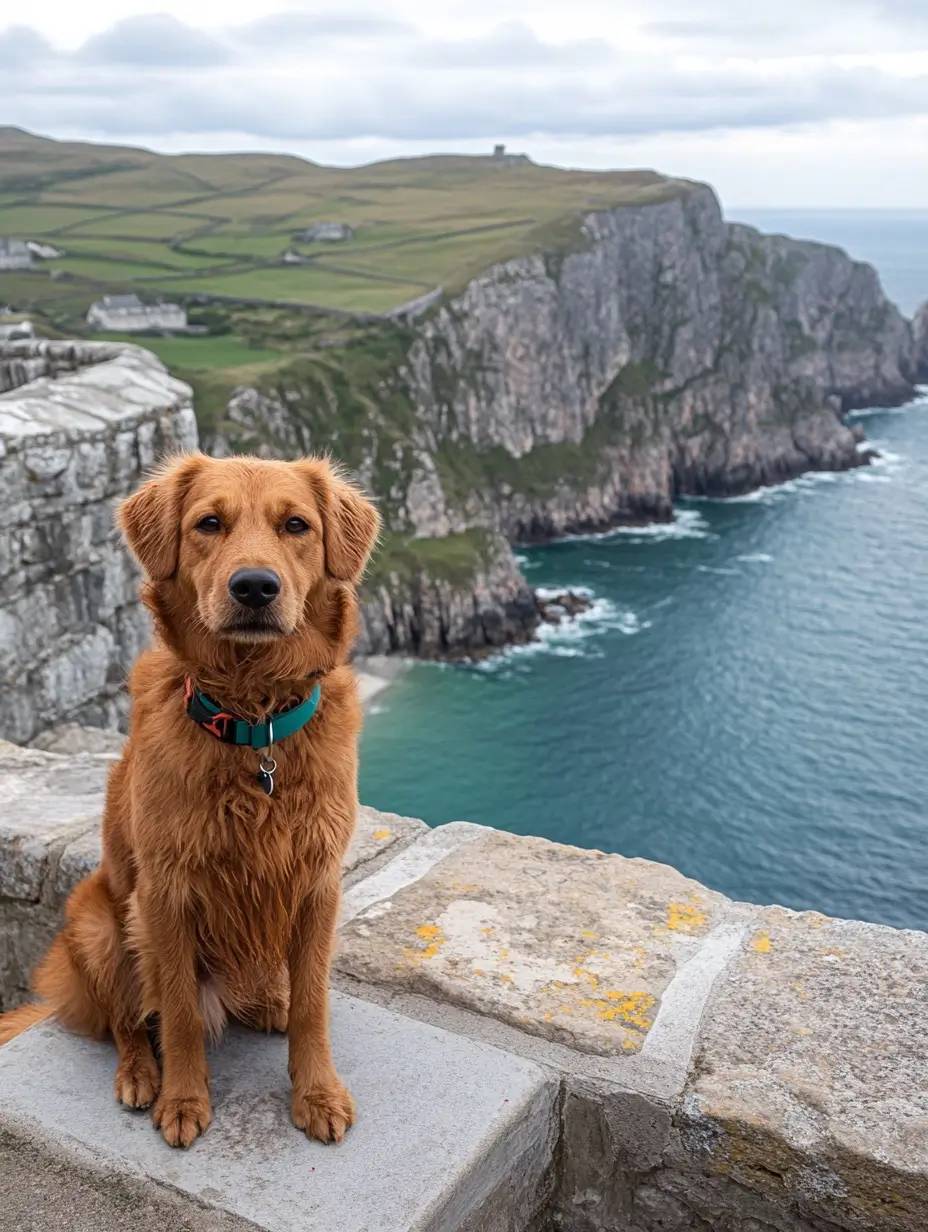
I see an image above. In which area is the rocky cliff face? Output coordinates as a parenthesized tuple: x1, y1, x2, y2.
(205, 183, 921, 653)
(913, 301, 928, 379)
(405, 187, 916, 539)
(0, 340, 196, 743)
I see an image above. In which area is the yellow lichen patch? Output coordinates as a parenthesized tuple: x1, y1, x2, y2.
(480, 927, 494, 936)
(543, 1012, 553, 1022)
(573, 967, 600, 988)
(404, 924, 447, 963)
(622, 1039, 638, 1050)
(751, 931, 773, 954)
(582, 930, 597, 939)
(473, 968, 485, 976)
(596, 991, 657, 1029)
(666, 902, 708, 933)
(373, 828, 391, 841)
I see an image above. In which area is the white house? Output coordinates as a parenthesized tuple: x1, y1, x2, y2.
(26, 241, 64, 260)
(297, 222, 354, 243)
(0, 239, 33, 270)
(0, 319, 36, 341)
(86, 294, 187, 333)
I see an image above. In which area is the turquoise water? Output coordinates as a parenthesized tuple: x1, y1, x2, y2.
(360, 211, 928, 931)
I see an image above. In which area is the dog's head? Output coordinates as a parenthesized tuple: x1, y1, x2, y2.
(118, 453, 380, 665)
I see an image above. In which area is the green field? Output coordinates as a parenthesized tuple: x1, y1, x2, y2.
(93, 332, 284, 369)
(0, 126, 689, 329)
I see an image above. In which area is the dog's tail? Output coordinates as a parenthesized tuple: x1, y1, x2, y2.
(0, 1002, 52, 1047)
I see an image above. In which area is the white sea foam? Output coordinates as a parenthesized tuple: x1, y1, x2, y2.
(721, 451, 904, 505)
(593, 508, 713, 543)
(736, 553, 774, 563)
(471, 591, 649, 674)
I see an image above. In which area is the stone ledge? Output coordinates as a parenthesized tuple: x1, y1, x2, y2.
(0, 997, 558, 1232)
(332, 823, 927, 1231)
(2, 749, 926, 1230)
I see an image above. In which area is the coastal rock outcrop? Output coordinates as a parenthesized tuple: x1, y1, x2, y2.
(356, 530, 542, 659)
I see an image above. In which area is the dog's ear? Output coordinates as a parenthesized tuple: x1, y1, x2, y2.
(118, 453, 206, 581)
(302, 460, 381, 583)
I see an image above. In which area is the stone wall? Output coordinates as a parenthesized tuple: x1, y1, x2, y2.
(1, 735, 924, 1232)
(0, 340, 197, 743)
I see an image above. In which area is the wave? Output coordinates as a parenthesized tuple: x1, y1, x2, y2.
(594, 508, 713, 543)
(736, 553, 774, 563)
(471, 591, 650, 675)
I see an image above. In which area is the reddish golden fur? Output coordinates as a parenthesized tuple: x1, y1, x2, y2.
(0, 453, 380, 1148)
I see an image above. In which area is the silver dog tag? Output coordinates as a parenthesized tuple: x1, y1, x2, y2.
(257, 755, 276, 796)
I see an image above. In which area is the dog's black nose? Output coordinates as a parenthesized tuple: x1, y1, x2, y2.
(228, 568, 281, 609)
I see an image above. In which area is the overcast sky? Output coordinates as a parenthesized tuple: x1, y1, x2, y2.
(4, 1, 928, 207)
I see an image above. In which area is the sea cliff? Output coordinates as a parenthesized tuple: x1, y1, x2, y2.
(204, 183, 922, 656)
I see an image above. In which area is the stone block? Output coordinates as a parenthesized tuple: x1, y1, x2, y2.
(337, 828, 729, 1057)
(345, 804, 429, 883)
(0, 742, 109, 899)
(683, 906, 928, 1232)
(0, 995, 558, 1232)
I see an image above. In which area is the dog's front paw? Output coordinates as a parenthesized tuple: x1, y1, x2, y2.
(152, 1091, 212, 1148)
(291, 1078, 355, 1144)
(114, 1051, 161, 1109)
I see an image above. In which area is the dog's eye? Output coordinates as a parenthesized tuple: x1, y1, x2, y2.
(195, 515, 222, 534)
(283, 516, 309, 535)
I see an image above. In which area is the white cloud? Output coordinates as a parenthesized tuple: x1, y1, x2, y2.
(2, 0, 928, 205)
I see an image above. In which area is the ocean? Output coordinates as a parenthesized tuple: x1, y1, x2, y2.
(359, 210, 928, 932)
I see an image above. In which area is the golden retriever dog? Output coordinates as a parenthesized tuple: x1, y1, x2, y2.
(0, 452, 380, 1149)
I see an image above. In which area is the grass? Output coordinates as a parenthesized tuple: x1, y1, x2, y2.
(0, 127, 693, 327)
(91, 332, 284, 369)
(366, 529, 497, 588)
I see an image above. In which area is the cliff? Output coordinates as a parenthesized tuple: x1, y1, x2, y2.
(0, 340, 197, 743)
(204, 183, 920, 651)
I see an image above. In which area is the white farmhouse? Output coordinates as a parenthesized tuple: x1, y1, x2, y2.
(86, 294, 187, 333)
(297, 222, 354, 243)
(0, 239, 33, 270)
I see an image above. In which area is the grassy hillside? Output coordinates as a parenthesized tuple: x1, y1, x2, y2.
(0, 127, 688, 327)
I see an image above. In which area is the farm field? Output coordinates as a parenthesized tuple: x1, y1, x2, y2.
(93, 333, 285, 370)
(0, 125, 689, 333)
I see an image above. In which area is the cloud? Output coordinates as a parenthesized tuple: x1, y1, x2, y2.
(419, 22, 607, 68)
(238, 11, 414, 45)
(2, 3, 928, 159)
(77, 14, 231, 67)
(5, 50, 928, 145)
(0, 24, 54, 69)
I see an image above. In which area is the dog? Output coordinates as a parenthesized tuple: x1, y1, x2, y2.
(0, 452, 380, 1149)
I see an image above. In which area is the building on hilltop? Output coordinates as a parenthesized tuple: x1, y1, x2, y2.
(296, 222, 354, 243)
(0, 239, 33, 270)
(86, 294, 187, 333)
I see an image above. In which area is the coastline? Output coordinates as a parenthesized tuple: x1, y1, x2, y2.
(353, 654, 410, 707)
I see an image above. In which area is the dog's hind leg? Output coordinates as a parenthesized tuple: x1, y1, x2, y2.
(35, 870, 160, 1109)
